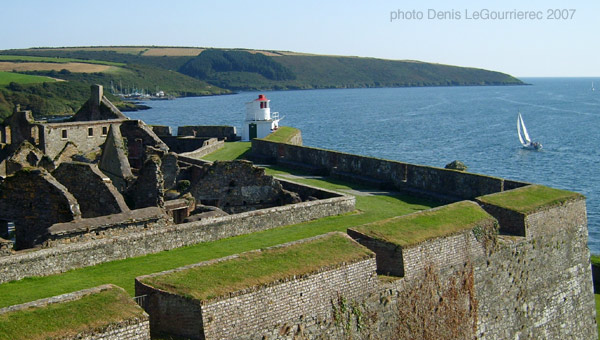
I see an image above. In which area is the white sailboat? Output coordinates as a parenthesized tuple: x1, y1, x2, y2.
(592, 81, 595, 92)
(517, 112, 542, 150)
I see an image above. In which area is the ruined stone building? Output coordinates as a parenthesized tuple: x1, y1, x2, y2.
(0, 84, 306, 250)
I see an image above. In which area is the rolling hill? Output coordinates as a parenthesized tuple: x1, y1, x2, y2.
(0, 46, 524, 120)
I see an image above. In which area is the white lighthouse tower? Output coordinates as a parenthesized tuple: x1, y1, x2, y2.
(241, 94, 280, 141)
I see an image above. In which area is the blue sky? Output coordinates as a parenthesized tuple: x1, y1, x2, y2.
(3, 0, 597, 77)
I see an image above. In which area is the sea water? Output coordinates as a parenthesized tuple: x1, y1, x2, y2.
(127, 78, 600, 253)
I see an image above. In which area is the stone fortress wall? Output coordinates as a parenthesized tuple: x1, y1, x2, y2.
(135, 233, 378, 340)
(251, 138, 528, 201)
(134, 191, 596, 339)
(0, 180, 354, 284)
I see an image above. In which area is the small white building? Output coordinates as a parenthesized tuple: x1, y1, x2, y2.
(241, 94, 280, 141)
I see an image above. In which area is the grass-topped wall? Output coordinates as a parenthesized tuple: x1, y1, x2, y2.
(262, 126, 302, 144)
(135, 232, 377, 339)
(137, 232, 372, 301)
(0, 284, 148, 340)
(477, 185, 586, 237)
(348, 201, 497, 277)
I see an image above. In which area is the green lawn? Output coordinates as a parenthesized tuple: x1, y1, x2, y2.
(0, 55, 125, 66)
(350, 201, 493, 247)
(201, 141, 251, 162)
(141, 233, 372, 301)
(262, 126, 300, 143)
(477, 185, 583, 214)
(0, 166, 436, 308)
(0, 286, 144, 340)
(0, 71, 56, 86)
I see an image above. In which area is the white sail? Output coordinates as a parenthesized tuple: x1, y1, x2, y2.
(517, 114, 526, 146)
(517, 113, 531, 146)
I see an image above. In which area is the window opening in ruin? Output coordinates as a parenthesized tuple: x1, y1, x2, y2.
(61, 129, 68, 139)
(8, 222, 15, 242)
(0, 221, 15, 243)
(88, 127, 94, 137)
(30, 126, 39, 145)
(102, 126, 108, 136)
(4, 126, 11, 144)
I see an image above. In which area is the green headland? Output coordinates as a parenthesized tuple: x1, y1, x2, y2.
(0, 46, 524, 120)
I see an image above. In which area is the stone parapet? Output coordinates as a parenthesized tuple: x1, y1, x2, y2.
(0, 188, 354, 284)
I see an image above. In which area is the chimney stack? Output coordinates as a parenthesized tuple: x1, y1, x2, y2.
(92, 84, 103, 106)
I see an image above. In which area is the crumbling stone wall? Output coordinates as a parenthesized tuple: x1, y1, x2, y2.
(0, 108, 39, 147)
(0, 237, 12, 256)
(4, 141, 46, 175)
(52, 162, 129, 218)
(258, 264, 478, 340)
(127, 155, 165, 209)
(177, 125, 237, 141)
(119, 120, 168, 170)
(46, 207, 169, 246)
(0, 169, 80, 249)
(70, 84, 128, 122)
(151, 125, 171, 136)
(189, 160, 300, 213)
(42, 120, 119, 160)
(160, 152, 179, 190)
(177, 138, 225, 159)
(99, 124, 134, 192)
(159, 136, 212, 153)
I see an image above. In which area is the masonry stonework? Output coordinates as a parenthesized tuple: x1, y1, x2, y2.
(52, 162, 129, 218)
(0, 192, 354, 283)
(474, 196, 595, 339)
(135, 234, 378, 340)
(0, 169, 81, 249)
(251, 139, 529, 200)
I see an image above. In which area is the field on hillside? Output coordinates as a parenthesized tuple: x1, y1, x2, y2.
(142, 47, 205, 56)
(0, 62, 117, 73)
(32, 47, 148, 55)
(0, 71, 55, 86)
(0, 55, 124, 66)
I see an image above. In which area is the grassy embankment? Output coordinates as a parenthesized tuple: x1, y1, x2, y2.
(262, 126, 299, 143)
(201, 142, 251, 162)
(0, 286, 144, 340)
(0, 142, 437, 308)
(476, 185, 584, 214)
(351, 201, 491, 247)
(141, 233, 372, 301)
